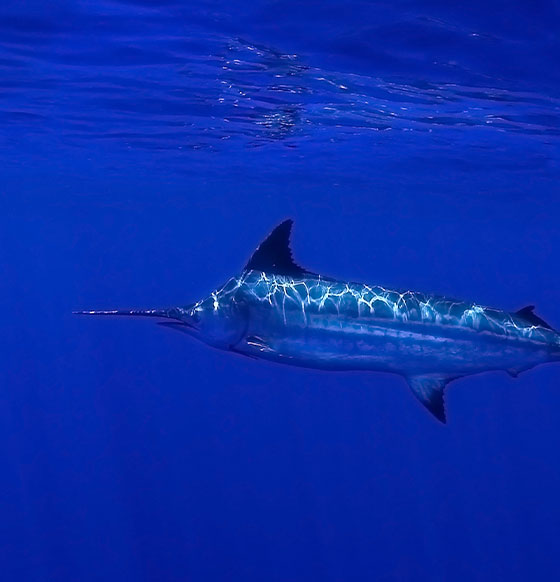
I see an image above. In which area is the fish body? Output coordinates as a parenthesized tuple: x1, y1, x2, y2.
(76, 221, 560, 422)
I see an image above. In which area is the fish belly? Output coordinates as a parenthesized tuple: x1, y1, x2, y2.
(243, 316, 551, 376)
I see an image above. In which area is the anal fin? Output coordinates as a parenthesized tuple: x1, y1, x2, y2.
(406, 375, 455, 424)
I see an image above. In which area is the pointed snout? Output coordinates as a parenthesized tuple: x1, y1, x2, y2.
(72, 307, 186, 320)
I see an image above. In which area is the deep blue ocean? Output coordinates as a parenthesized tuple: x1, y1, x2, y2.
(2, 1, 560, 580)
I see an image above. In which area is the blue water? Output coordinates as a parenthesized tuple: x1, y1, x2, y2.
(2, 1, 560, 580)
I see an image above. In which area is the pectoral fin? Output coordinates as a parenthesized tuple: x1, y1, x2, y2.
(244, 335, 276, 353)
(406, 375, 456, 424)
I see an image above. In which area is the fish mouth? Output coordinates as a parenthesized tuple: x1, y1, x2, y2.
(156, 320, 197, 335)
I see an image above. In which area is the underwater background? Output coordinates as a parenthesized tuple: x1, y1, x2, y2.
(2, 1, 560, 580)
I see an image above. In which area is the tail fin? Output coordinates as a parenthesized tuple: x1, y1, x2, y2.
(73, 308, 175, 318)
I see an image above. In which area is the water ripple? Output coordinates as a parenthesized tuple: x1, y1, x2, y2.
(0, 2, 558, 168)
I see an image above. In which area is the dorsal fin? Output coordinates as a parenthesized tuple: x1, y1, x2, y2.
(244, 220, 309, 277)
(515, 305, 554, 330)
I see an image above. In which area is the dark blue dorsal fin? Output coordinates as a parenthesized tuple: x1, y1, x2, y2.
(245, 220, 309, 276)
(515, 305, 554, 330)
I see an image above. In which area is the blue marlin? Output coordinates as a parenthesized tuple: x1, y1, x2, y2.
(75, 220, 560, 422)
